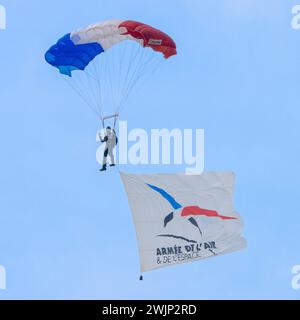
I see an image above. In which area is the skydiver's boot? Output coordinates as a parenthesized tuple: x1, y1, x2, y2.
(100, 164, 107, 172)
(110, 164, 116, 167)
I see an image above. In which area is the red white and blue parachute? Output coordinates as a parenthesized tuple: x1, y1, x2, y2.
(45, 20, 177, 123)
(45, 20, 177, 76)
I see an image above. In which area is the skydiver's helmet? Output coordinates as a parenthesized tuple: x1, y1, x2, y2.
(106, 126, 115, 138)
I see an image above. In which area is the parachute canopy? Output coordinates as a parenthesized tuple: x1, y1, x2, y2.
(45, 20, 177, 121)
(45, 20, 177, 77)
(120, 172, 246, 273)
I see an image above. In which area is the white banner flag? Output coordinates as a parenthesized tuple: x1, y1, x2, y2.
(120, 171, 247, 272)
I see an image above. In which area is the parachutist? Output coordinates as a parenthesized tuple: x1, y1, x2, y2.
(99, 126, 118, 172)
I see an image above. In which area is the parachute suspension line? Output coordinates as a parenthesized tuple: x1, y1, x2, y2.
(94, 48, 117, 121)
(108, 42, 118, 113)
(64, 46, 166, 121)
(65, 73, 100, 116)
(97, 59, 106, 126)
(90, 58, 105, 124)
(113, 114, 117, 129)
(74, 71, 100, 115)
(85, 70, 102, 117)
(90, 48, 117, 125)
(116, 40, 128, 108)
(127, 44, 147, 92)
(91, 59, 104, 122)
(125, 49, 154, 93)
(127, 45, 146, 89)
(111, 45, 118, 117)
(120, 42, 139, 98)
(100, 57, 109, 127)
(115, 40, 124, 110)
(128, 49, 160, 105)
(87, 61, 102, 117)
(116, 43, 146, 114)
(117, 48, 164, 115)
(117, 54, 165, 116)
(62, 42, 167, 122)
(116, 42, 141, 112)
(141, 54, 165, 84)
(63, 77, 99, 117)
(86, 57, 113, 123)
(113, 42, 127, 112)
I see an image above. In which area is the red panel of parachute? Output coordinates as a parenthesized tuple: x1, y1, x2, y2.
(119, 20, 177, 59)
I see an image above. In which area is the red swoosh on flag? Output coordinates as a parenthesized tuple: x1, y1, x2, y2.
(181, 206, 237, 220)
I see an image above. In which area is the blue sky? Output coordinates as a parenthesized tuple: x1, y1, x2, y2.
(0, 0, 300, 299)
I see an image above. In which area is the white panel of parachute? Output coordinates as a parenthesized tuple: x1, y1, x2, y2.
(70, 20, 143, 49)
(120, 172, 247, 273)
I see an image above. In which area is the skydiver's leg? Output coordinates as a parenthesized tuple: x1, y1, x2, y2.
(103, 148, 109, 165)
(100, 148, 109, 171)
(108, 146, 116, 166)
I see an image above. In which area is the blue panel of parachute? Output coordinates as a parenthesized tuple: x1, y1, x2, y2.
(45, 33, 104, 77)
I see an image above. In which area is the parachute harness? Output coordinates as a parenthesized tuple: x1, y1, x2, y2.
(101, 113, 119, 129)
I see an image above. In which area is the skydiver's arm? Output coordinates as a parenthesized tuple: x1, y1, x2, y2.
(101, 136, 108, 143)
(99, 133, 108, 143)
